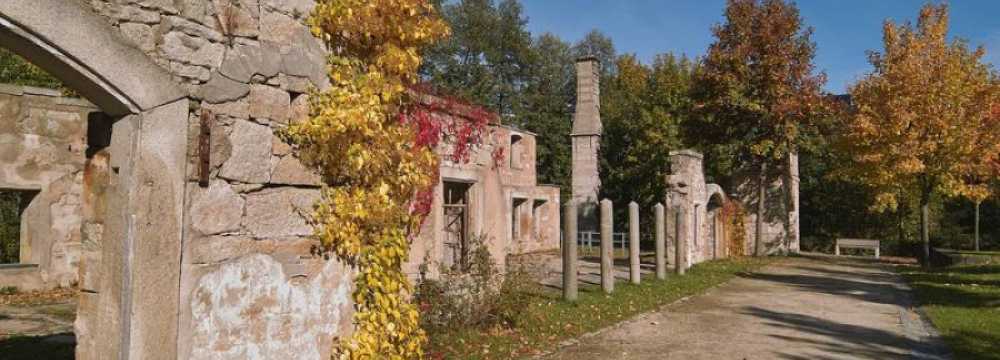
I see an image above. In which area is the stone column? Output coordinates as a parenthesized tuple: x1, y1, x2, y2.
(654, 203, 666, 280)
(675, 206, 687, 275)
(629, 202, 640, 285)
(600, 199, 614, 294)
(563, 201, 578, 302)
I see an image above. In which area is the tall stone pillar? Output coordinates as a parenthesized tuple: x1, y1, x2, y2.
(600, 199, 614, 294)
(654, 203, 666, 280)
(629, 202, 640, 285)
(571, 57, 602, 232)
(562, 201, 578, 302)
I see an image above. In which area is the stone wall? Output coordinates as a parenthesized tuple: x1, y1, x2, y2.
(0, 84, 94, 290)
(665, 150, 728, 267)
(733, 154, 801, 255)
(77, 1, 351, 358)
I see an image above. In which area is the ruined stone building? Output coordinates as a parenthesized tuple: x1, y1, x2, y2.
(408, 95, 561, 277)
(664, 149, 800, 268)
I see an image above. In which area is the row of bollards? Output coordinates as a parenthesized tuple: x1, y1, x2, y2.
(563, 199, 688, 301)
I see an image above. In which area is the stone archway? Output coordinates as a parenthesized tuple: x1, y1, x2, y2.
(1, 1, 189, 359)
(705, 184, 726, 260)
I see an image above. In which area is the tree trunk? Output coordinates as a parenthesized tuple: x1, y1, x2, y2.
(755, 161, 767, 257)
(921, 196, 930, 267)
(975, 201, 981, 252)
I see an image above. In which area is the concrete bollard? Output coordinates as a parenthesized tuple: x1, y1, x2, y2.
(629, 202, 640, 285)
(654, 203, 666, 280)
(562, 201, 578, 302)
(600, 199, 614, 294)
(675, 206, 686, 275)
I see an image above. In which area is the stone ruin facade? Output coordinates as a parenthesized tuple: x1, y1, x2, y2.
(665, 150, 801, 269)
(409, 96, 561, 278)
(0, 1, 563, 358)
(0, 85, 94, 290)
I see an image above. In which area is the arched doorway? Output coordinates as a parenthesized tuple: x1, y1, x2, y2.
(1, 1, 188, 359)
(705, 185, 726, 260)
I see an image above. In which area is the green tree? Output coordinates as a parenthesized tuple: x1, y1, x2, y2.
(691, 0, 826, 256)
(0, 48, 64, 89)
(515, 33, 575, 192)
(600, 53, 694, 230)
(421, 0, 533, 117)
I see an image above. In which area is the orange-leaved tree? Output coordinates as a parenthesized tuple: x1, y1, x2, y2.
(692, 0, 826, 256)
(838, 3, 1000, 263)
(283, 0, 463, 358)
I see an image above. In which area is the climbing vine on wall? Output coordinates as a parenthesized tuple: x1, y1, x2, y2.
(285, 1, 495, 358)
(722, 200, 747, 257)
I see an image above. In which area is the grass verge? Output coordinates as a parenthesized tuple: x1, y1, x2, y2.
(902, 264, 1000, 360)
(425, 257, 773, 359)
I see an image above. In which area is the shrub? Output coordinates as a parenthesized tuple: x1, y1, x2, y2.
(416, 234, 535, 333)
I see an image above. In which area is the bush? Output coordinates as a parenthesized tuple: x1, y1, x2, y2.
(0, 286, 18, 295)
(415, 234, 535, 333)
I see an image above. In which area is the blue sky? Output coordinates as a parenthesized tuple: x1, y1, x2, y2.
(520, 1, 1000, 94)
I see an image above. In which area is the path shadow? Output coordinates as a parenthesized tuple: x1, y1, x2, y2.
(0, 333, 75, 360)
(738, 269, 904, 306)
(741, 306, 945, 360)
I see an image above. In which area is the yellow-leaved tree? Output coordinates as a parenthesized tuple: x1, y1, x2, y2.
(284, 0, 449, 358)
(838, 3, 1000, 263)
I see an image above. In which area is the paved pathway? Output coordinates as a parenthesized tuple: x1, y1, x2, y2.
(547, 255, 950, 360)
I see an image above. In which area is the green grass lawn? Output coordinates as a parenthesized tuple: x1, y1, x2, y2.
(902, 264, 1000, 360)
(425, 257, 773, 359)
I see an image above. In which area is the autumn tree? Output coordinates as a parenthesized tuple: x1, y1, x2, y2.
(691, 0, 826, 256)
(839, 4, 1000, 263)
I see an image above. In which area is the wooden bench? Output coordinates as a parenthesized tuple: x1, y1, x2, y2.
(835, 238, 880, 259)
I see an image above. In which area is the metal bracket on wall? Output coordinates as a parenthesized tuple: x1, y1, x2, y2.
(198, 110, 213, 187)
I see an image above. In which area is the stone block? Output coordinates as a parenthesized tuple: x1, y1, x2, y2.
(163, 15, 224, 43)
(189, 180, 245, 235)
(270, 155, 320, 186)
(218, 119, 272, 183)
(242, 187, 319, 238)
(289, 92, 309, 125)
(113, 5, 161, 24)
(190, 41, 225, 68)
(260, 10, 302, 44)
(263, 0, 315, 17)
(200, 72, 250, 103)
(258, 41, 284, 78)
(272, 134, 292, 156)
(219, 43, 261, 83)
(137, 0, 179, 14)
(203, 98, 250, 119)
(170, 62, 211, 81)
(214, 0, 260, 38)
(249, 85, 290, 123)
(119, 22, 156, 52)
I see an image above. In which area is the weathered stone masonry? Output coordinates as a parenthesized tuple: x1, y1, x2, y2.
(2, 0, 350, 359)
(0, 85, 95, 290)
